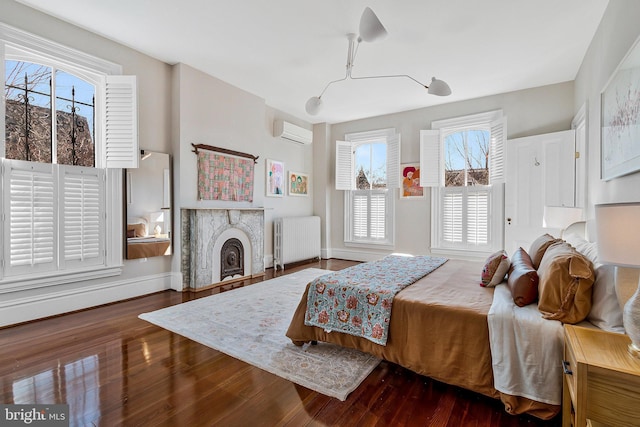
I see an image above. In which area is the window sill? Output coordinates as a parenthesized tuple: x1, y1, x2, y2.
(0, 265, 123, 294)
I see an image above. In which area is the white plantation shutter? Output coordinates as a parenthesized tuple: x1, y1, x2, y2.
(386, 134, 400, 188)
(420, 130, 442, 187)
(352, 192, 368, 238)
(467, 188, 489, 245)
(1, 160, 108, 278)
(439, 186, 492, 249)
(442, 189, 463, 244)
(61, 166, 105, 268)
(103, 75, 138, 169)
(489, 117, 507, 184)
(3, 160, 57, 276)
(369, 192, 386, 239)
(335, 140, 354, 190)
(349, 190, 388, 241)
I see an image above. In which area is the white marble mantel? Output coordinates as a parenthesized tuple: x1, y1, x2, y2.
(181, 208, 265, 290)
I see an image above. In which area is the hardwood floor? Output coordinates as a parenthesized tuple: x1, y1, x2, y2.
(0, 259, 561, 426)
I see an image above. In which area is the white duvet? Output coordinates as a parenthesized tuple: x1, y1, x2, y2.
(487, 284, 564, 405)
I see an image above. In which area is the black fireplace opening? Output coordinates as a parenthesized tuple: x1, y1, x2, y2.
(220, 238, 244, 281)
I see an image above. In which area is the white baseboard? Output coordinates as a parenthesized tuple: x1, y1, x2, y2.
(0, 273, 174, 328)
(264, 254, 274, 269)
(170, 271, 184, 291)
(328, 248, 389, 263)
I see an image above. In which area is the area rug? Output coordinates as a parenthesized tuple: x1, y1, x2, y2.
(139, 268, 381, 401)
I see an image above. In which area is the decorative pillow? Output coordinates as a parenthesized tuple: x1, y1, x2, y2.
(587, 264, 624, 332)
(537, 241, 595, 324)
(481, 250, 510, 287)
(529, 233, 562, 270)
(126, 228, 136, 238)
(507, 248, 539, 307)
(127, 222, 147, 238)
(567, 236, 624, 332)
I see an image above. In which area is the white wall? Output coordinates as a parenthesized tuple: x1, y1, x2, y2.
(0, 1, 315, 325)
(172, 63, 314, 273)
(318, 82, 575, 261)
(574, 0, 640, 233)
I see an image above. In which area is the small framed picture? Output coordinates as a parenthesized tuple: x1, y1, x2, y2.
(288, 171, 309, 196)
(266, 159, 284, 197)
(400, 163, 424, 199)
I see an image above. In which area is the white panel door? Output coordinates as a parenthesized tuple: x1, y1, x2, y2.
(504, 130, 575, 256)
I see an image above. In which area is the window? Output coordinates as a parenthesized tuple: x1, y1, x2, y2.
(421, 111, 505, 256)
(5, 60, 95, 166)
(336, 128, 400, 247)
(0, 23, 138, 287)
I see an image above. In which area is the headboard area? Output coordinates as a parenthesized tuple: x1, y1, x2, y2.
(557, 221, 627, 333)
(562, 221, 586, 240)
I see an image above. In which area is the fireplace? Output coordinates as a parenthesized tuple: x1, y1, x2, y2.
(220, 238, 244, 281)
(181, 208, 264, 290)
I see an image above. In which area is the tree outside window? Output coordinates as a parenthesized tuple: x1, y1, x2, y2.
(354, 142, 386, 190)
(444, 130, 489, 187)
(4, 60, 95, 167)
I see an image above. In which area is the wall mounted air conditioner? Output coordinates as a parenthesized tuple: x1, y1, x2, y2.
(274, 120, 313, 145)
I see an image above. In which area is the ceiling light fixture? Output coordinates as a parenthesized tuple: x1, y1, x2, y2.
(305, 7, 451, 116)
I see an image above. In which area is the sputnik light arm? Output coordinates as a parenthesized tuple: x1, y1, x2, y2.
(349, 74, 451, 96)
(305, 8, 451, 116)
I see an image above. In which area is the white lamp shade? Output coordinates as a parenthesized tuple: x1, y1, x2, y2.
(305, 96, 322, 115)
(427, 77, 452, 96)
(595, 203, 640, 267)
(359, 7, 387, 43)
(149, 211, 165, 223)
(543, 206, 583, 229)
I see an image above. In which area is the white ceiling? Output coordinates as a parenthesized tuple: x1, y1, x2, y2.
(16, 0, 609, 124)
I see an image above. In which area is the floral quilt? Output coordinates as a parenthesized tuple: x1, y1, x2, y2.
(304, 255, 448, 345)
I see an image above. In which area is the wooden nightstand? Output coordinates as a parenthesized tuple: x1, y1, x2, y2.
(562, 325, 640, 427)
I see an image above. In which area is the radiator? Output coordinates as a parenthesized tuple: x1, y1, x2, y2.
(274, 216, 321, 270)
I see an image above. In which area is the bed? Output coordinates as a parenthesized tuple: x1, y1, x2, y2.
(286, 228, 625, 420)
(126, 219, 170, 259)
(127, 236, 171, 259)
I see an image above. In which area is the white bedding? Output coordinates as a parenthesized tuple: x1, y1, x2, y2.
(487, 283, 564, 405)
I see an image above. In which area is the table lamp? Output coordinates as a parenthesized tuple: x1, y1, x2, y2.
(595, 202, 640, 358)
(149, 211, 165, 237)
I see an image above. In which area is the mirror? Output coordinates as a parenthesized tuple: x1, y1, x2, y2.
(124, 150, 172, 259)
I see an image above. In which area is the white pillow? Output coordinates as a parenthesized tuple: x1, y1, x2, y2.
(567, 236, 624, 333)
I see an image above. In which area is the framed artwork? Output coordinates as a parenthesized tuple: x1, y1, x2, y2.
(288, 171, 309, 196)
(266, 159, 284, 197)
(400, 163, 424, 198)
(601, 35, 640, 180)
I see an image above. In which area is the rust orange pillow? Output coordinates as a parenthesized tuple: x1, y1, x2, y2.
(507, 248, 539, 307)
(537, 242, 595, 324)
